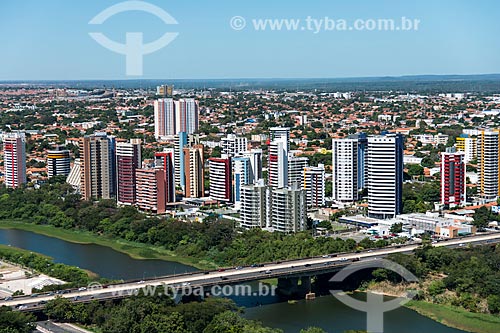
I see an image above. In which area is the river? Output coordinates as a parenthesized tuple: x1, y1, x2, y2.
(0, 228, 197, 280)
(0, 228, 467, 333)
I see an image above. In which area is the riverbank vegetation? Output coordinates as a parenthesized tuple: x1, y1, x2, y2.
(0, 181, 359, 269)
(0, 306, 35, 333)
(0, 244, 94, 287)
(364, 245, 500, 333)
(42, 294, 337, 333)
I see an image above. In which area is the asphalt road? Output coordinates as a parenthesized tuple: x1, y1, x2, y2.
(3, 232, 500, 311)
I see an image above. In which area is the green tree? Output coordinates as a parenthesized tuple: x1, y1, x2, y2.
(472, 206, 490, 230)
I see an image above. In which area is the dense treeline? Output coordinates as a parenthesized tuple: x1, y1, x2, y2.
(0, 181, 359, 266)
(0, 306, 35, 333)
(40, 294, 363, 333)
(384, 245, 500, 314)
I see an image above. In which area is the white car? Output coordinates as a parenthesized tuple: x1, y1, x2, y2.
(181, 282, 191, 286)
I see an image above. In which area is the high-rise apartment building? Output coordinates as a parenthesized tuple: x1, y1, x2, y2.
(116, 139, 141, 205)
(3, 132, 26, 188)
(240, 180, 267, 229)
(268, 137, 288, 188)
(440, 149, 466, 207)
(332, 138, 358, 201)
(176, 99, 199, 135)
(154, 149, 176, 204)
(269, 127, 290, 151)
(80, 133, 116, 200)
(367, 134, 404, 219)
(288, 155, 308, 188)
(47, 149, 71, 178)
(270, 186, 306, 233)
(154, 98, 176, 139)
(478, 130, 500, 200)
(183, 144, 204, 198)
(304, 164, 325, 208)
(242, 149, 263, 182)
(222, 134, 248, 157)
(135, 168, 166, 214)
(154, 99, 199, 139)
(208, 156, 232, 202)
(455, 135, 477, 163)
(232, 156, 251, 208)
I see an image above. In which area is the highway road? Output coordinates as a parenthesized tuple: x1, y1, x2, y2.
(3, 232, 500, 311)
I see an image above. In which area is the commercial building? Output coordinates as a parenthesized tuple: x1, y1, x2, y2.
(332, 138, 358, 201)
(208, 157, 232, 202)
(80, 133, 116, 200)
(3, 132, 26, 188)
(116, 139, 141, 205)
(367, 133, 403, 219)
(440, 148, 466, 207)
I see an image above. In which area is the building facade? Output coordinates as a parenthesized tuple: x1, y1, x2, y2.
(116, 139, 141, 205)
(304, 164, 325, 208)
(367, 134, 404, 219)
(135, 168, 166, 214)
(440, 149, 466, 207)
(47, 149, 71, 178)
(80, 134, 116, 200)
(478, 130, 500, 200)
(208, 157, 232, 202)
(332, 138, 358, 201)
(3, 132, 26, 188)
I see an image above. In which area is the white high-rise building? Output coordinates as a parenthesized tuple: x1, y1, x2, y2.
(176, 99, 199, 135)
(270, 127, 290, 150)
(3, 132, 26, 188)
(367, 134, 404, 219)
(222, 134, 248, 157)
(240, 180, 267, 229)
(332, 139, 358, 201)
(232, 156, 251, 208)
(268, 137, 288, 188)
(154, 98, 176, 139)
(288, 155, 309, 188)
(479, 130, 500, 200)
(241, 149, 263, 182)
(208, 156, 231, 202)
(304, 164, 325, 208)
(270, 186, 306, 233)
(455, 136, 477, 163)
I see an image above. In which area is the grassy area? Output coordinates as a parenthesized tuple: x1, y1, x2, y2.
(0, 220, 216, 270)
(406, 300, 500, 333)
(0, 243, 51, 259)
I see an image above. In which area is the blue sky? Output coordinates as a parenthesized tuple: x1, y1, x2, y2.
(0, 0, 499, 80)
